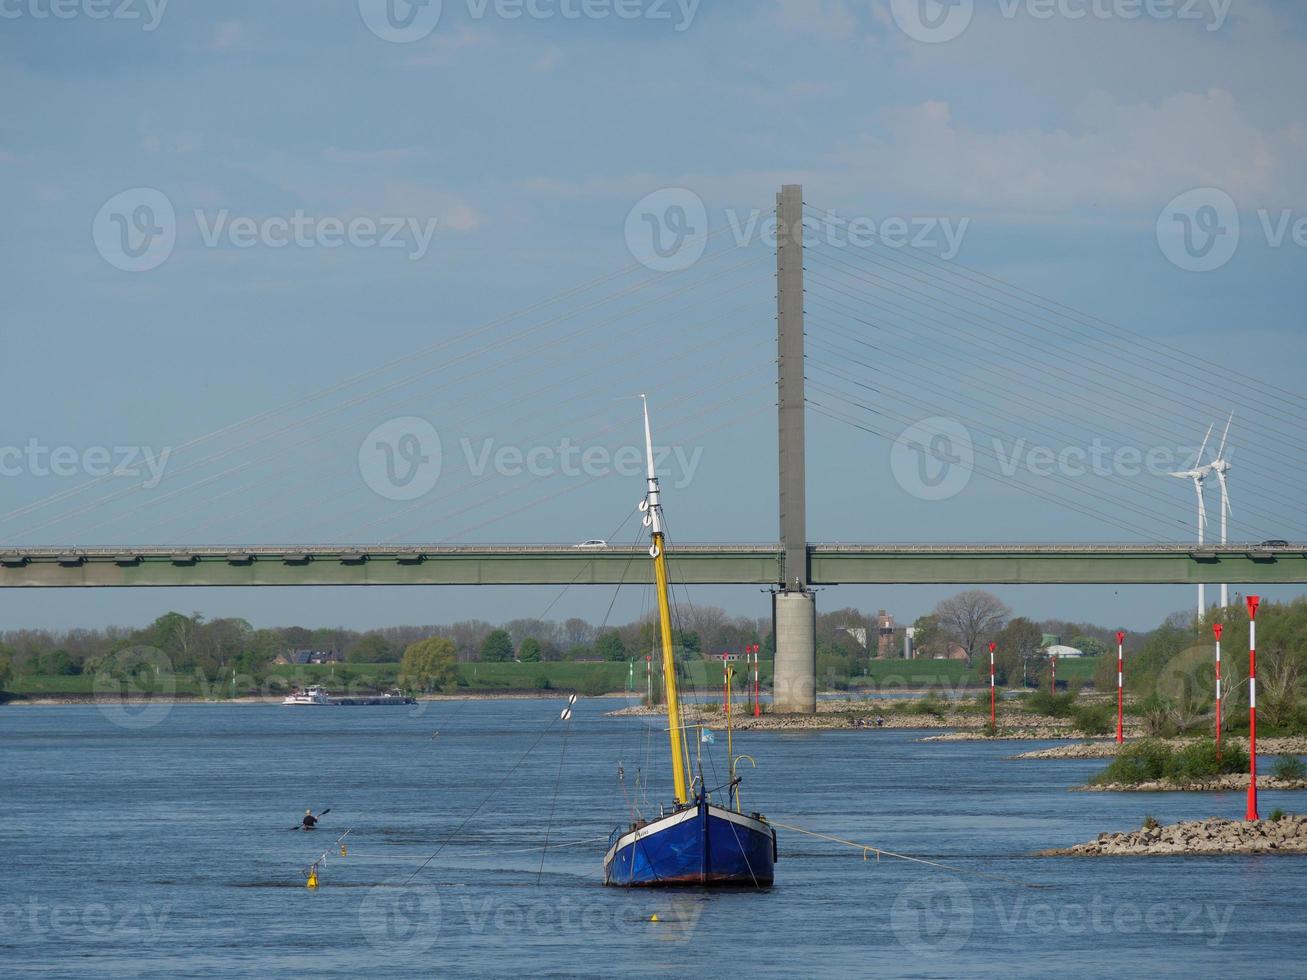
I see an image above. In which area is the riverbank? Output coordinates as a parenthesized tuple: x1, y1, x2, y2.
(919, 727, 1142, 742)
(1012, 736, 1307, 760)
(3, 691, 623, 707)
(606, 699, 1105, 733)
(1040, 815, 1307, 856)
(1075, 774, 1307, 792)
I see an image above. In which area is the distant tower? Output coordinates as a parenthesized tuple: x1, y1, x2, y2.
(876, 610, 895, 659)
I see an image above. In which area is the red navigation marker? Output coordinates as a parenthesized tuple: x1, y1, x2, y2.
(1247, 596, 1261, 821)
(1212, 623, 1224, 757)
(1115, 631, 1127, 744)
(988, 641, 997, 727)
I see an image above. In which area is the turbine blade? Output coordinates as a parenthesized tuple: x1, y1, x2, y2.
(1217, 470, 1232, 516)
(1217, 411, 1233, 459)
(1197, 422, 1214, 465)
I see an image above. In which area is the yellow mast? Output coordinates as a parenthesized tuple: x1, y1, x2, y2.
(642, 396, 690, 805)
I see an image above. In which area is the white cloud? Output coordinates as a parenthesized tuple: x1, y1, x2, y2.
(322, 147, 429, 164)
(210, 21, 243, 51)
(827, 90, 1305, 215)
(533, 46, 563, 72)
(403, 27, 495, 68)
(768, 0, 857, 38)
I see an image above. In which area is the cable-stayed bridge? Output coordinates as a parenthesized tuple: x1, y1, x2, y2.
(4, 185, 1305, 710)
(2, 542, 1304, 588)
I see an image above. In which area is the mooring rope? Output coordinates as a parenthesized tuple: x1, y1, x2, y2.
(769, 821, 1044, 889)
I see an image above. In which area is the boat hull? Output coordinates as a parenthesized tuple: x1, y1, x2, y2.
(603, 802, 776, 887)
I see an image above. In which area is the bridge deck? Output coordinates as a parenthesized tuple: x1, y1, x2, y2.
(1, 543, 1304, 586)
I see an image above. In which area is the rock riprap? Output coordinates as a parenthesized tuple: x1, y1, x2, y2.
(1040, 815, 1307, 856)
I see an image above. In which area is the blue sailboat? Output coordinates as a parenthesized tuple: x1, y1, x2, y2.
(603, 398, 777, 888)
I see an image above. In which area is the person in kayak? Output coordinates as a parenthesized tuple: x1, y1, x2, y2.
(301, 809, 318, 831)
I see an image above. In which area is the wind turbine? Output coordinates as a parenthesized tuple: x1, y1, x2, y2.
(1169, 423, 1214, 619)
(1209, 413, 1234, 608)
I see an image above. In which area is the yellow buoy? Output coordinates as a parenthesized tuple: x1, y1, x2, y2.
(649, 914, 659, 922)
(306, 869, 319, 890)
(340, 844, 348, 857)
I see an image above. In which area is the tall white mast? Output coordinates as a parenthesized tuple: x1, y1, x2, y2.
(1209, 412, 1234, 608)
(1169, 423, 1214, 619)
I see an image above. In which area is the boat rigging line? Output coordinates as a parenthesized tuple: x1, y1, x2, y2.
(769, 820, 1044, 889)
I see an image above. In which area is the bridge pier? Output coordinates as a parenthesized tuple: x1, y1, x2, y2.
(773, 183, 817, 713)
(772, 589, 816, 713)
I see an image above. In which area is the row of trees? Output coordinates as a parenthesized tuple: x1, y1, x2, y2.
(0, 606, 771, 684)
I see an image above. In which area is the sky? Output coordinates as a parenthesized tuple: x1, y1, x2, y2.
(1, 0, 1305, 633)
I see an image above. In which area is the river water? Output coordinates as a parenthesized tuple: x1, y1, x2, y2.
(4, 699, 1305, 978)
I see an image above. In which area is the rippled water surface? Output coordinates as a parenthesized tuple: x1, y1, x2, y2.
(5, 700, 1306, 978)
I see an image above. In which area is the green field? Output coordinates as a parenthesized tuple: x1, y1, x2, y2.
(3, 654, 1104, 699)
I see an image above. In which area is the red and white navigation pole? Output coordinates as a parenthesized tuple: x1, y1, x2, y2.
(1246, 595, 1261, 821)
(723, 656, 730, 716)
(1049, 654, 1057, 694)
(752, 644, 761, 717)
(1212, 622, 1224, 757)
(988, 641, 997, 726)
(1115, 630, 1127, 744)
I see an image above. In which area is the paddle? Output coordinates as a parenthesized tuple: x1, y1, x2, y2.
(289, 807, 331, 830)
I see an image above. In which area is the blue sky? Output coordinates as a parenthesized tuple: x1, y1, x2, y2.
(2, 0, 1305, 632)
